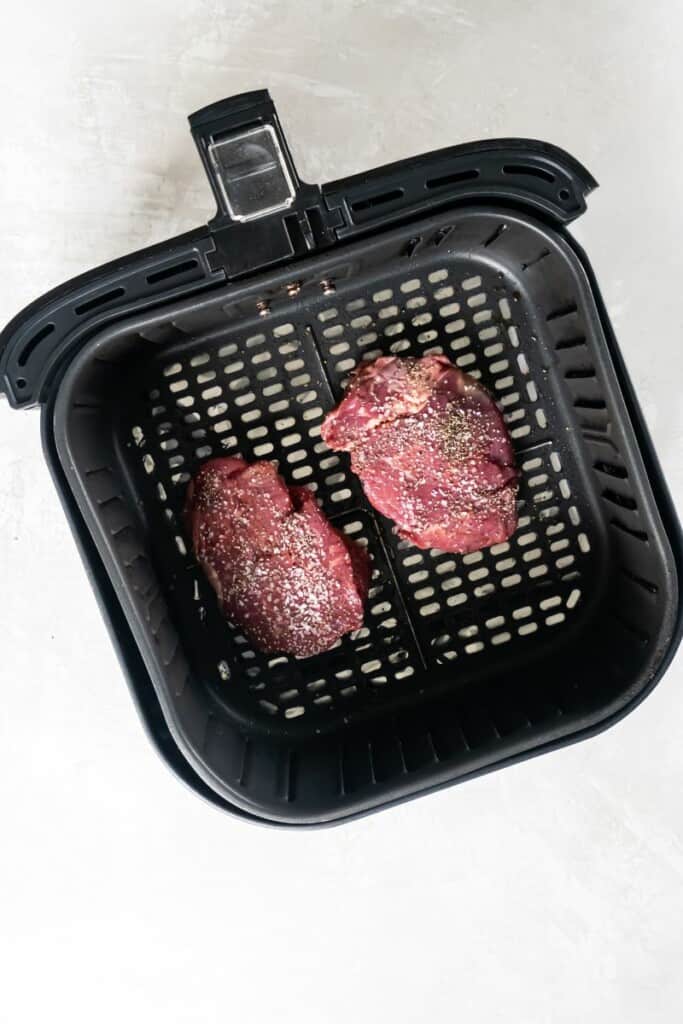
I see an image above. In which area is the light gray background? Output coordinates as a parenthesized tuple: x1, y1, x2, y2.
(1, 2, 682, 1022)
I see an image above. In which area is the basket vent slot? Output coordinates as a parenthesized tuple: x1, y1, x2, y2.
(75, 287, 125, 316)
(351, 188, 404, 212)
(147, 259, 199, 285)
(503, 163, 555, 184)
(426, 168, 479, 189)
(546, 303, 577, 322)
(610, 518, 648, 542)
(17, 322, 55, 367)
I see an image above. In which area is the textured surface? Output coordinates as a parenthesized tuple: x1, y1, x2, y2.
(186, 458, 369, 657)
(321, 354, 519, 551)
(1, 2, 683, 1023)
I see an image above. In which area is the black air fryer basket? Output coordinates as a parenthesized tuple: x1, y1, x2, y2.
(2, 91, 681, 824)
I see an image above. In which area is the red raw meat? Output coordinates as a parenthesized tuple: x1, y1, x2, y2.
(186, 458, 369, 657)
(321, 355, 518, 553)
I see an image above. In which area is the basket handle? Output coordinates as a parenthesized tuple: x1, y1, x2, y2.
(189, 91, 341, 277)
(189, 91, 301, 223)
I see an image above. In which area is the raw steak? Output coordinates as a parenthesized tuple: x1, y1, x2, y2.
(186, 457, 369, 657)
(321, 354, 518, 553)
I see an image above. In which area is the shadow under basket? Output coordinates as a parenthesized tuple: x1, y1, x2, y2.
(2, 91, 680, 823)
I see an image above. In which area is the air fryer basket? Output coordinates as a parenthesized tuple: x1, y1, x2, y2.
(2, 91, 680, 824)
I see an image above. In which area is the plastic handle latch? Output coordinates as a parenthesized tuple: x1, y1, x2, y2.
(189, 90, 340, 277)
(189, 91, 297, 221)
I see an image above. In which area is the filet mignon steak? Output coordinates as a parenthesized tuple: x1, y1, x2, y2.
(321, 355, 518, 553)
(186, 458, 369, 657)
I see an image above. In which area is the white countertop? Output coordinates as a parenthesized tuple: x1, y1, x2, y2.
(1, 2, 682, 1021)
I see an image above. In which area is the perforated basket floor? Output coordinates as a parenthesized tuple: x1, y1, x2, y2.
(54, 208, 678, 821)
(123, 261, 597, 731)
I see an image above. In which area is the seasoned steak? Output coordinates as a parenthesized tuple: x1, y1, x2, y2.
(186, 458, 369, 658)
(321, 354, 518, 553)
